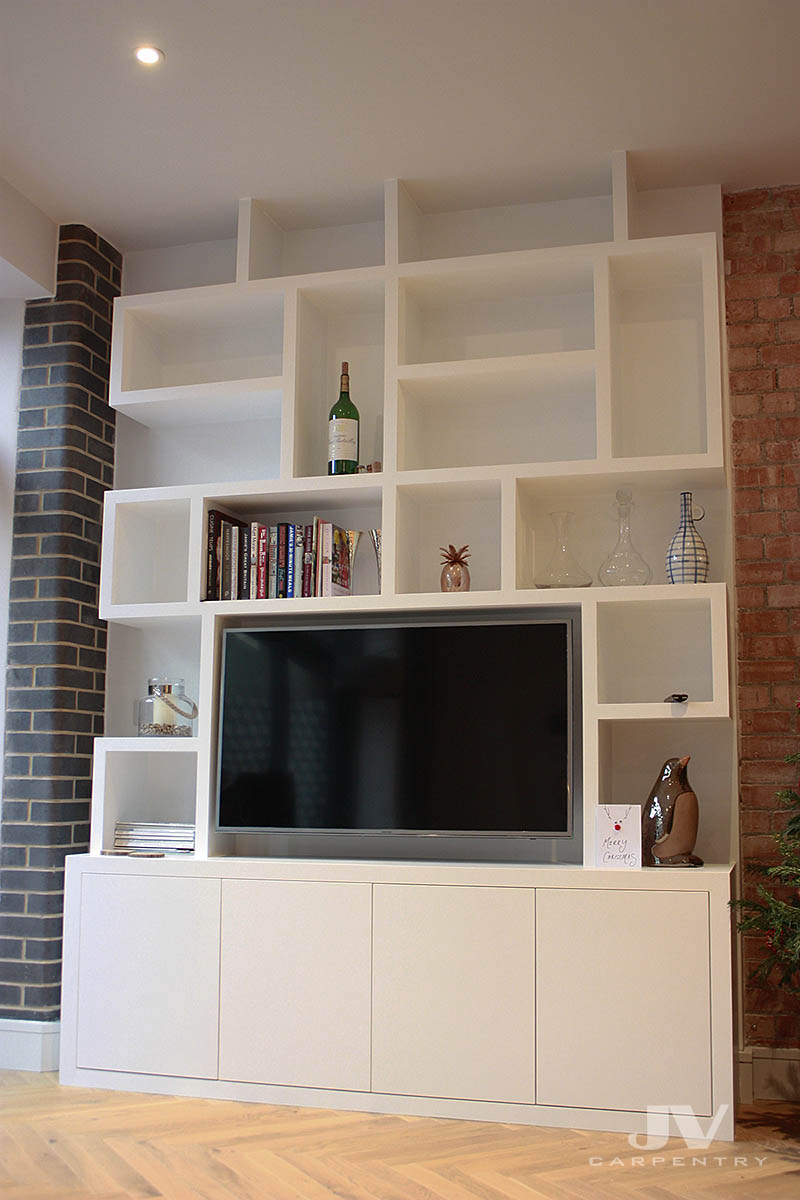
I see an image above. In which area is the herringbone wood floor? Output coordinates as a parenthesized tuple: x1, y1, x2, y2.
(0, 1071, 798, 1199)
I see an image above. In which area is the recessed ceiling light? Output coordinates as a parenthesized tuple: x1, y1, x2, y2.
(135, 45, 164, 65)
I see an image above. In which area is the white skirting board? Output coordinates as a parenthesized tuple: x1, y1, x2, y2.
(56, 1063, 736, 1141)
(738, 1048, 800, 1103)
(0, 1018, 60, 1071)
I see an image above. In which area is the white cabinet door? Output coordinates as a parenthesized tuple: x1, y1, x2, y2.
(372, 884, 534, 1103)
(536, 888, 712, 1114)
(219, 879, 372, 1091)
(76, 873, 221, 1078)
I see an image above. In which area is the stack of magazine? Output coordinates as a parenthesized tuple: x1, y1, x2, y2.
(113, 821, 195, 855)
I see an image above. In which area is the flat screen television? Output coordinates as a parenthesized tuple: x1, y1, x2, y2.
(216, 614, 579, 839)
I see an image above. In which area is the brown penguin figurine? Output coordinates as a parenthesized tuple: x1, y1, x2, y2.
(641, 756, 703, 867)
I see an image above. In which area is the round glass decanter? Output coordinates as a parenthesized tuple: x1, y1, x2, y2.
(534, 511, 592, 588)
(136, 677, 197, 737)
(598, 488, 652, 587)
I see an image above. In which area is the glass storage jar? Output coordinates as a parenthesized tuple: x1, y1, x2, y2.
(136, 677, 197, 737)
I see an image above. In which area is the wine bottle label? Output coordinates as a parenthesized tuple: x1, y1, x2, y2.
(328, 418, 358, 463)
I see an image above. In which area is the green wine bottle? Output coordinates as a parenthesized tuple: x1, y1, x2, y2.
(327, 361, 359, 475)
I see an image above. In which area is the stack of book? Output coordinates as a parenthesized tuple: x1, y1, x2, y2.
(205, 512, 354, 601)
(113, 821, 195, 855)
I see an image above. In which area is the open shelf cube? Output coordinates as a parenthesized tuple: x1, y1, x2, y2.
(204, 483, 383, 598)
(240, 197, 385, 280)
(398, 260, 595, 365)
(117, 289, 284, 392)
(609, 247, 709, 459)
(395, 480, 501, 594)
(396, 182, 613, 262)
(397, 354, 596, 471)
(597, 718, 736, 866)
(294, 280, 385, 478)
(105, 618, 202, 739)
(109, 497, 191, 606)
(91, 740, 198, 854)
(114, 410, 282, 490)
(515, 476, 729, 590)
(596, 597, 717, 706)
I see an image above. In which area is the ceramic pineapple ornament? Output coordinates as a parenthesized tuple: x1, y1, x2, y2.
(440, 543, 471, 592)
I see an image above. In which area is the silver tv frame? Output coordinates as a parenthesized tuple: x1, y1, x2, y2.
(215, 607, 582, 861)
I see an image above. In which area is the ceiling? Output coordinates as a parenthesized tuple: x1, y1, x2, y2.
(1, 0, 800, 254)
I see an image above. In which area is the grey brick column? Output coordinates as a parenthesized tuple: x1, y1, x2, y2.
(0, 225, 121, 1020)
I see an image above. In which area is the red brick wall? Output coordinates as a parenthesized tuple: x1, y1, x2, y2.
(724, 187, 800, 1047)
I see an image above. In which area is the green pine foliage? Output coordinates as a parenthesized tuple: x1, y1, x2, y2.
(733, 751, 800, 993)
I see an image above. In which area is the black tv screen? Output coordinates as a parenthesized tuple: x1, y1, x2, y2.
(216, 619, 573, 837)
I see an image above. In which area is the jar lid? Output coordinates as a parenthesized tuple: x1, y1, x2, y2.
(147, 676, 184, 695)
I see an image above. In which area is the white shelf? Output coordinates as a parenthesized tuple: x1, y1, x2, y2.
(112, 286, 285, 394)
(107, 496, 192, 608)
(515, 476, 730, 590)
(398, 257, 596, 365)
(98, 737, 200, 752)
(396, 352, 597, 471)
(395, 349, 595, 383)
(294, 279, 385, 477)
(597, 716, 737, 866)
(90, 738, 199, 855)
(238, 196, 385, 281)
(594, 588, 728, 713)
(106, 621, 202, 737)
(395, 479, 503, 595)
(394, 182, 614, 263)
(101, 602, 203, 626)
(607, 242, 720, 460)
(112, 376, 283, 428)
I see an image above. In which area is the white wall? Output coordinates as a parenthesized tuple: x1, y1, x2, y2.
(0, 301, 24, 814)
(0, 173, 57, 818)
(0, 177, 57, 298)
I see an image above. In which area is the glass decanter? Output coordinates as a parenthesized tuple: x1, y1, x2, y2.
(534, 511, 592, 588)
(598, 488, 652, 586)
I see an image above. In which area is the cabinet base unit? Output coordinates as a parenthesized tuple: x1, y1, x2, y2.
(60, 855, 734, 1141)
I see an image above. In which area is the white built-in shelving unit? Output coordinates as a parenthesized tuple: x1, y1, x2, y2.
(96, 167, 734, 866)
(60, 158, 736, 1136)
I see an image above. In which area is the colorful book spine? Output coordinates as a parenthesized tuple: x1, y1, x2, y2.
(230, 526, 240, 601)
(293, 526, 304, 598)
(206, 509, 230, 600)
(249, 522, 260, 599)
(257, 525, 268, 598)
(311, 517, 320, 597)
(276, 523, 288, 598)
(286, 524, 296, 598)
(205, 509, 218, 600)
(318, 521, 333, 597)
(302, 523, 314, 596)
(267, 526, 278, 598)
(239, 524, 251, 599)
(221, 522, 234, 600)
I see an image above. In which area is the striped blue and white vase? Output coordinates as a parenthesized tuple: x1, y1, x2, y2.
(666, 491, 709, 583)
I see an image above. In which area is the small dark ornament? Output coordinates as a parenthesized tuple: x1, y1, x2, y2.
(642, 755, 703, 867)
